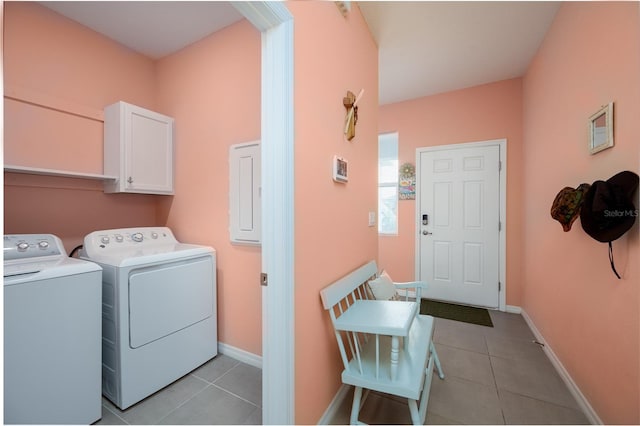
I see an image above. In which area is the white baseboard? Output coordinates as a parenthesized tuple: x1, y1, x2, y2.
(218, 342, 262, 369)
(520, 309, 602, 425)
(505, 305, 522, 314)
(317, 384, 351, 425)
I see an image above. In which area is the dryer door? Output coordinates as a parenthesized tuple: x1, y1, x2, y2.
(128, 256, 214, 349)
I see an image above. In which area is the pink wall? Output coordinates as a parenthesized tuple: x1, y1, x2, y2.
(155, 20, 262, 355)
(4, 4, 262, 358)
(379, 79, 524, 305)
(3, 2, 159, 250)
(3, 2, 157, 111)
(286, 2, 379, 423)
(522, 2, 639, 423)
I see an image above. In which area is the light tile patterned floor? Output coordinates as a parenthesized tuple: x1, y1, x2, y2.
(329, 310, 590, 425)
(95, 355, 261, 425)
(96, 310, 590, 425)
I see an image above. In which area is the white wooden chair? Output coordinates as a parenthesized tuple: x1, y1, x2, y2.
(320, 261, 444, 425)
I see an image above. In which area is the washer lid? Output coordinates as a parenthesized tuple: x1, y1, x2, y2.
(4, 256, 101, 285)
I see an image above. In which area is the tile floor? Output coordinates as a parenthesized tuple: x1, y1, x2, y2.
(95, 355, 262, 425)
(329, 310, 590, 425)
(95, 310, 590, 425)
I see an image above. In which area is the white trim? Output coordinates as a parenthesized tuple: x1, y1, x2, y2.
(218, 342, 263, 369)
(233, 3, 295, 425)
(520, 309, 602, 425)
(317, 384, 351, 425)
(505, 305, 522, 314)
(415, 139, 507, 311)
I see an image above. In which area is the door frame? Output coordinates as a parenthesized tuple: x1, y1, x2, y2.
(232, 3, 295, 424)
(415, 139, 507, 311)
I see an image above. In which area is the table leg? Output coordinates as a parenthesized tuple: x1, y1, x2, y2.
(391, 336, 399, 381)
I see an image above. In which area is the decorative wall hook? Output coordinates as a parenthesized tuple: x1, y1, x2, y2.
(343, 89, 364, 141)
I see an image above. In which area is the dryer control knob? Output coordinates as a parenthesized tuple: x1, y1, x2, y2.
(115, 235, 124, 243)
(38, 241, 49, 249)
(17, 242, 29, 252)
(101, 236, 110, 244)
(132, 233, 144, 243)
(151, 232, 158, 239)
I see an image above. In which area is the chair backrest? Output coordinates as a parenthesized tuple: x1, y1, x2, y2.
(320, 261, 378, 372)
(320, 260, 377, 310)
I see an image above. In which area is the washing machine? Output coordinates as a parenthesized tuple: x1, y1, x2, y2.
(81, 226, 217, 410)
(3, 234, 102, 425)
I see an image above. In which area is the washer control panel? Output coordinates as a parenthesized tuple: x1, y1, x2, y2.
(4, 234, 63, 261)
(83, 227, 178, 258)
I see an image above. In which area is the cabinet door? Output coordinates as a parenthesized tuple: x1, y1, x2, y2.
(229, 141, 261, 245)
(125, 106, 174, 194)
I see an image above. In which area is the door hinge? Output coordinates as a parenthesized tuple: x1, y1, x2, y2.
(498, 161, 502, 171)
(261, 272, 268, 287)
(498, 281, 501, 292)
(498, 221, 502, 231)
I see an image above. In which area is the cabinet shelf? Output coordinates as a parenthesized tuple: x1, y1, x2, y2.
(4, 165, 117, 181)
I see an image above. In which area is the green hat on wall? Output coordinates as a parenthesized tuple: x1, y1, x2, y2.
(550, 183, 591, 232)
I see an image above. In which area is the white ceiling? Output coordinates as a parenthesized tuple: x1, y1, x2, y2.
(39, 1, 560, 105)
(360, 1, 560, 104)
(39, 2, 244, 60)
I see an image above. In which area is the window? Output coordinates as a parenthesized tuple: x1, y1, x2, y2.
(378, 133, 398, 235)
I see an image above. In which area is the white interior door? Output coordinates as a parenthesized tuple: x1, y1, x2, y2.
(417, 144, 501, 308)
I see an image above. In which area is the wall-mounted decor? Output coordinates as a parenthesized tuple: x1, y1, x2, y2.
(589, 102, 614, 154)
(398, 162, 415, 200)
(550, 183, 590, 231)
(343, 89, 364, 141)
(580, 171, 638, 279)
(332, 155, 348, 183)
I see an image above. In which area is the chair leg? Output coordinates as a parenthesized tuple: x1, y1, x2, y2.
(350, 386, 363, 425)
(430, 341, 445, 379)
(408, 399, 421, 425)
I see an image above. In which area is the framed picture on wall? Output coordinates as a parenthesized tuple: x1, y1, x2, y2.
(332, 156, 348, 183)
(589, 102, 614, 155)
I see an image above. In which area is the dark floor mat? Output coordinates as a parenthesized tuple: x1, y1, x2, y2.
(420, 299, 494, 327)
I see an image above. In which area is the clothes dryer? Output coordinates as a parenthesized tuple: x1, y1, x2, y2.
(81, 227, 217, 410)
(4, 234, 102, 424)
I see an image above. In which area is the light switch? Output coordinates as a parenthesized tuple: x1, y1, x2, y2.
(368, 211, 376, 227)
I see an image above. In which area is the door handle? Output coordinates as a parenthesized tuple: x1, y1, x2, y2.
(422, 230, 433, 236)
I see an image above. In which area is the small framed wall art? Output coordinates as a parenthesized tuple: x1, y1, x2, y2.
(398, 162, 416, 200)
(332, 155, 348, 183)
(589, 102, 614, 155)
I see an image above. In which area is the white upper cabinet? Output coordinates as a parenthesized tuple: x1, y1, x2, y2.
(229, 141, 261, 245)
(104, 101, 174, 195)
